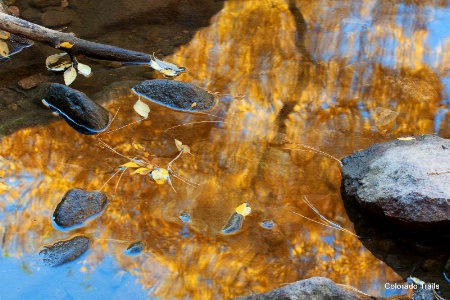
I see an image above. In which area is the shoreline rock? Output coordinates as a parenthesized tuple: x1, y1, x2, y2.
(341, 135, 450, 230)
(233, 277, 362, 300)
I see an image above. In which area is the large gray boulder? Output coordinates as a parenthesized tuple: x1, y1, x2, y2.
(234, 277, 361, 300)
(341, 135, 450, 229)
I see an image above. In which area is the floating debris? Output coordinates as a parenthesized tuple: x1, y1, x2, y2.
(179, 211, 191, 223)
(132, 80, 216, 112)
(40, 83, 111, 135)
(149, 53, 186, 78)
(53, 188, 108, 229)
(222, 212, 243, 235)
(124, 241, 145, 256)
(39, 235, 91, 267)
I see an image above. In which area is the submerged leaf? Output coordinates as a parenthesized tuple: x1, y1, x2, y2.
(77, 63, 91, 77)
(63, 66, 77, 86)
(133, 99, 150, 118)
(0, 40, 9, 57)
(235, 202, 251, 218)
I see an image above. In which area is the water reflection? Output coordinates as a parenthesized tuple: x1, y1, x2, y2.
(1, 0, 450, 298)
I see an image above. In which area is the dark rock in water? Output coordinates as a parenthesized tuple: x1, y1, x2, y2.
(53, 188, 108, 229)
(124, 241, 145, 256)
(40, 83, 110, 135)
(132, 79, 216, 112)
(39, 235, 91, 267)
(222, 212, 243, 234)
(341, 135, 450, 230)
(233, 277, 362, 300)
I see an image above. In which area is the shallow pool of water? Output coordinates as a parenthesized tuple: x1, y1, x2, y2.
(1, 0, 449, 299)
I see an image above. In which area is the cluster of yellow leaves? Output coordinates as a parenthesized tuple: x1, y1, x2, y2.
(0, 29, 10, 57)
(45, 47, 92, 86)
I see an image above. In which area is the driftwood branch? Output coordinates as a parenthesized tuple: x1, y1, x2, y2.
(0, 12, 151, 63)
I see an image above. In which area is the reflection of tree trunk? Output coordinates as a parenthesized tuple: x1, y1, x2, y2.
(273, 1, 312, 140)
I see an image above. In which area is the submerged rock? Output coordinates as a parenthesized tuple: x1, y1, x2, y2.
(341, 135, 450, 230)
(40, 83, 110, 135)
(124, 241, 145, 256)
(222, 212, 243, 234)
(39, 235, 91, 267)
(53, 188, 108, 229)
(234, 277, 361, 300)
(132, 79, 216, 112)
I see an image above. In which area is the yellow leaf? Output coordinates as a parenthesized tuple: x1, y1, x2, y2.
(77, 63, 91, 77)
(0, 40, 9, 57)
(0, 182, 9, 191)
(133, 143, 145, 152)
(59, 41, 74, 49)
(133, 99, 150, 118)
(120, 161, 141, 168)
(397, 137, 416, 141)
(0, 30, 10, 40)
(48, 61, 71, 72)
(174, 139, 191, 154)
(63, 65, 77, 85)
(236, 202, 251, 218)
(190, 102, 197, 108)
(45, 52, 67, 67)
(150, 168, 169, 184)
(131, 168, 151, 175)
(174, 139, 183, 151)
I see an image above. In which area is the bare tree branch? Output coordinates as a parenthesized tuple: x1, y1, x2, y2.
(0, 12, 152, 63)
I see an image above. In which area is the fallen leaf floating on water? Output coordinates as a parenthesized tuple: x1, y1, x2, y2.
(131, 168, 152, 175)
(150, 168, 170, 185)
(59, 41, 74, 49)
(149, 53, 186, 78)
(0, 30, 10, 40)
(0, 40, 9, 57)
(46, 52, 67, 67)
(77, 63, 91, 77)
(174, 139, 191, 154)
(63, 65, 77, 86)
(133, 99, 150, 118)
(120, 161, 141, 168)
(397, 137, 416, 141)
(235, 202, 251, 219)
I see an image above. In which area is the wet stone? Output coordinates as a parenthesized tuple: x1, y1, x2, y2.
(40, 83, 111, 135)
(53, 188, 108, 229)
(341, 135, 450, 230)
(124, 241, 145, 256)
(39, 235, 90, 267)
(222, 212, 243, 235)
(132, 79, 216, 112)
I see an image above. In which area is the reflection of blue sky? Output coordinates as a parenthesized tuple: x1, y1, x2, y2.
(0, 255, 150, 300)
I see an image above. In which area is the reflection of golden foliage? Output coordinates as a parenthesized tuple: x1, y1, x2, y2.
(1, 0, 448, 298)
